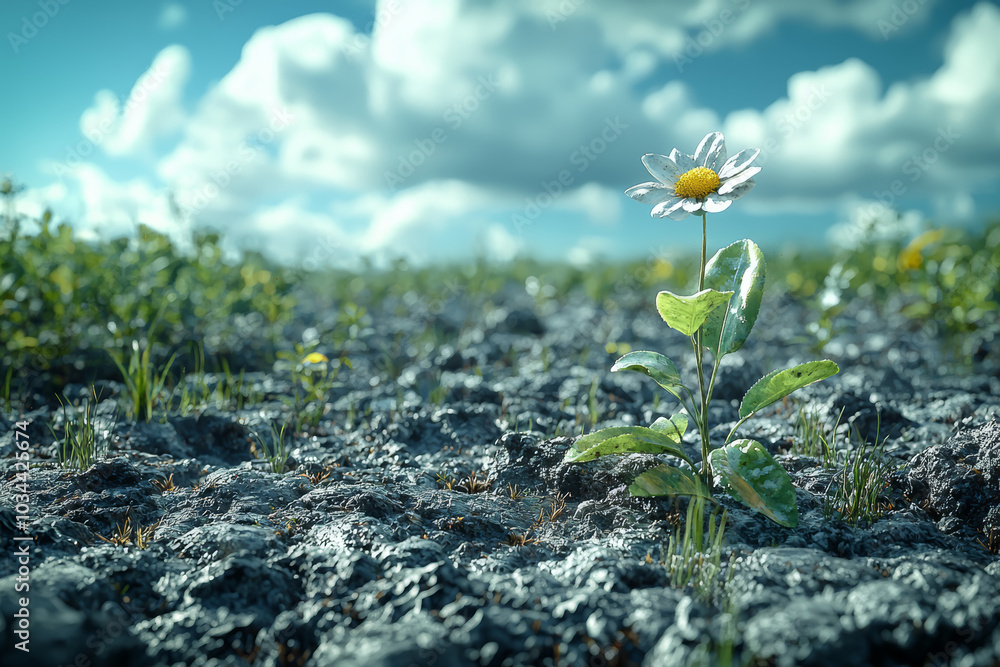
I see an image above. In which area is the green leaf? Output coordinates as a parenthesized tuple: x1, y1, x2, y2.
(655, 289, 734, 337)
(702, 240, 766, 358)
(739, 360, 840, 419)
(563, 426, 692, 465)
(611, 351, 688, 400)
(629, 465, 711, 499)
(709, 440, 798, 527)
(649, 412, 688, 442)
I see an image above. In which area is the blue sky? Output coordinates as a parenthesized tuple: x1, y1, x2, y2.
(2, 0, 998, 267)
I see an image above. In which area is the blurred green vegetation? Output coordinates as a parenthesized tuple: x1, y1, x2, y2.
(779, 215, 1000, 359)
(1, 176, 997, 405)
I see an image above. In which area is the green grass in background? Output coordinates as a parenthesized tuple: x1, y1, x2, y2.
(1, 184, 998, 402)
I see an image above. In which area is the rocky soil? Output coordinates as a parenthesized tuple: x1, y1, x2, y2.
(1, 282, 999, 666)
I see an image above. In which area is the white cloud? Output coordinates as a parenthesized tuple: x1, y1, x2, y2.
(28, 163, 177, 242)
(483, 224, 523, 262)
(566, 235, 617, 268)
(528, 0, 937, 58)
(562, 182, 622, 225)
(80, 45, 191, 158)
(243, 200, 351, 268)
(15, 181, 69, 229)
(47, 0, 1000, 265)
(349, 179, 503, 261)
(158, 3, 188, 30)
(720, 2, 1000, 210)
(826, 204, 926, 250)
(157, 15, 370, 198)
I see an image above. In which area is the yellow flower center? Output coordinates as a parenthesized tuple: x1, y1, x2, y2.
(674, 167, 720, 200)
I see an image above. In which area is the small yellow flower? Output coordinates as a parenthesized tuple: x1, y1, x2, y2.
(896, 229, 945, 272)
(302, 352, 329, 364)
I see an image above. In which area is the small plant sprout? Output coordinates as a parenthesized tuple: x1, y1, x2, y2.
(110, 328, 177, 423)
(51, 386, 119, 470)
(97, 514, 161, 550)
(564, 132, 840, 528)
(0, 366, 12, 411)
(252, 421, 293, 473)
(792, 403, 843, 468)
(663, 491, 728, 603)
(277, 341, 351, 432)
(823, 419, 895, 525)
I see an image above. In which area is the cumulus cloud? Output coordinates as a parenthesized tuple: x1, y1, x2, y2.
(526, 0, 937, 57)
(80, 45, 191, 158)
(158, 3, 188, 30)
(722, 2, 1000, 214)
(39, 163, 177, 240)
(48, 0, 999, 264)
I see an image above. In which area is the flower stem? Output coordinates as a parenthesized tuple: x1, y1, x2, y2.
(699, 212, 707, 292)
(695, 212, 710, 484)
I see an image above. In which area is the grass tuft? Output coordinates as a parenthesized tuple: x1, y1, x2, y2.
(110, 330, 177, 423)
(823, 418, 895, 525)
(662, 492, 728, 603)
(791, 403, 843, 468)
(96, 514, 161, 550)
(251, 421, 293, 474)
(51, 386, 118, 470)
(0, 366, 12, 412)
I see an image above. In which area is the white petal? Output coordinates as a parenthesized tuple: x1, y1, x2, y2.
(669, 148, 696, 173)
(626, 182, 675, 205)
(694, 132, 726, 172)
(665, 204, 692, 221)
(651, 196, 686, 218)
(718, 148, 761, 179)
(703, 193, 734, 213)
(681, 198, 703, 212)
(640, 154, 681, 185)
(718, 166, 761, 195)
(720, 179, 755, 201)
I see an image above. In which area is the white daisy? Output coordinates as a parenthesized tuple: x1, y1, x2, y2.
(625, 132, 761, 221)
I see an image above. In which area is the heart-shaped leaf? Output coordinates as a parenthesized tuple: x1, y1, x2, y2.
(709, 439, 798, 527)
(739, 360, 840, 419)
(630, 465, 710, 499)
(702, 240, 765, 358)
(611, 351, 688, 400)
(564, 426, 692, 465)
(655, 288, 734, 337)
(649, 412, 688, 442)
